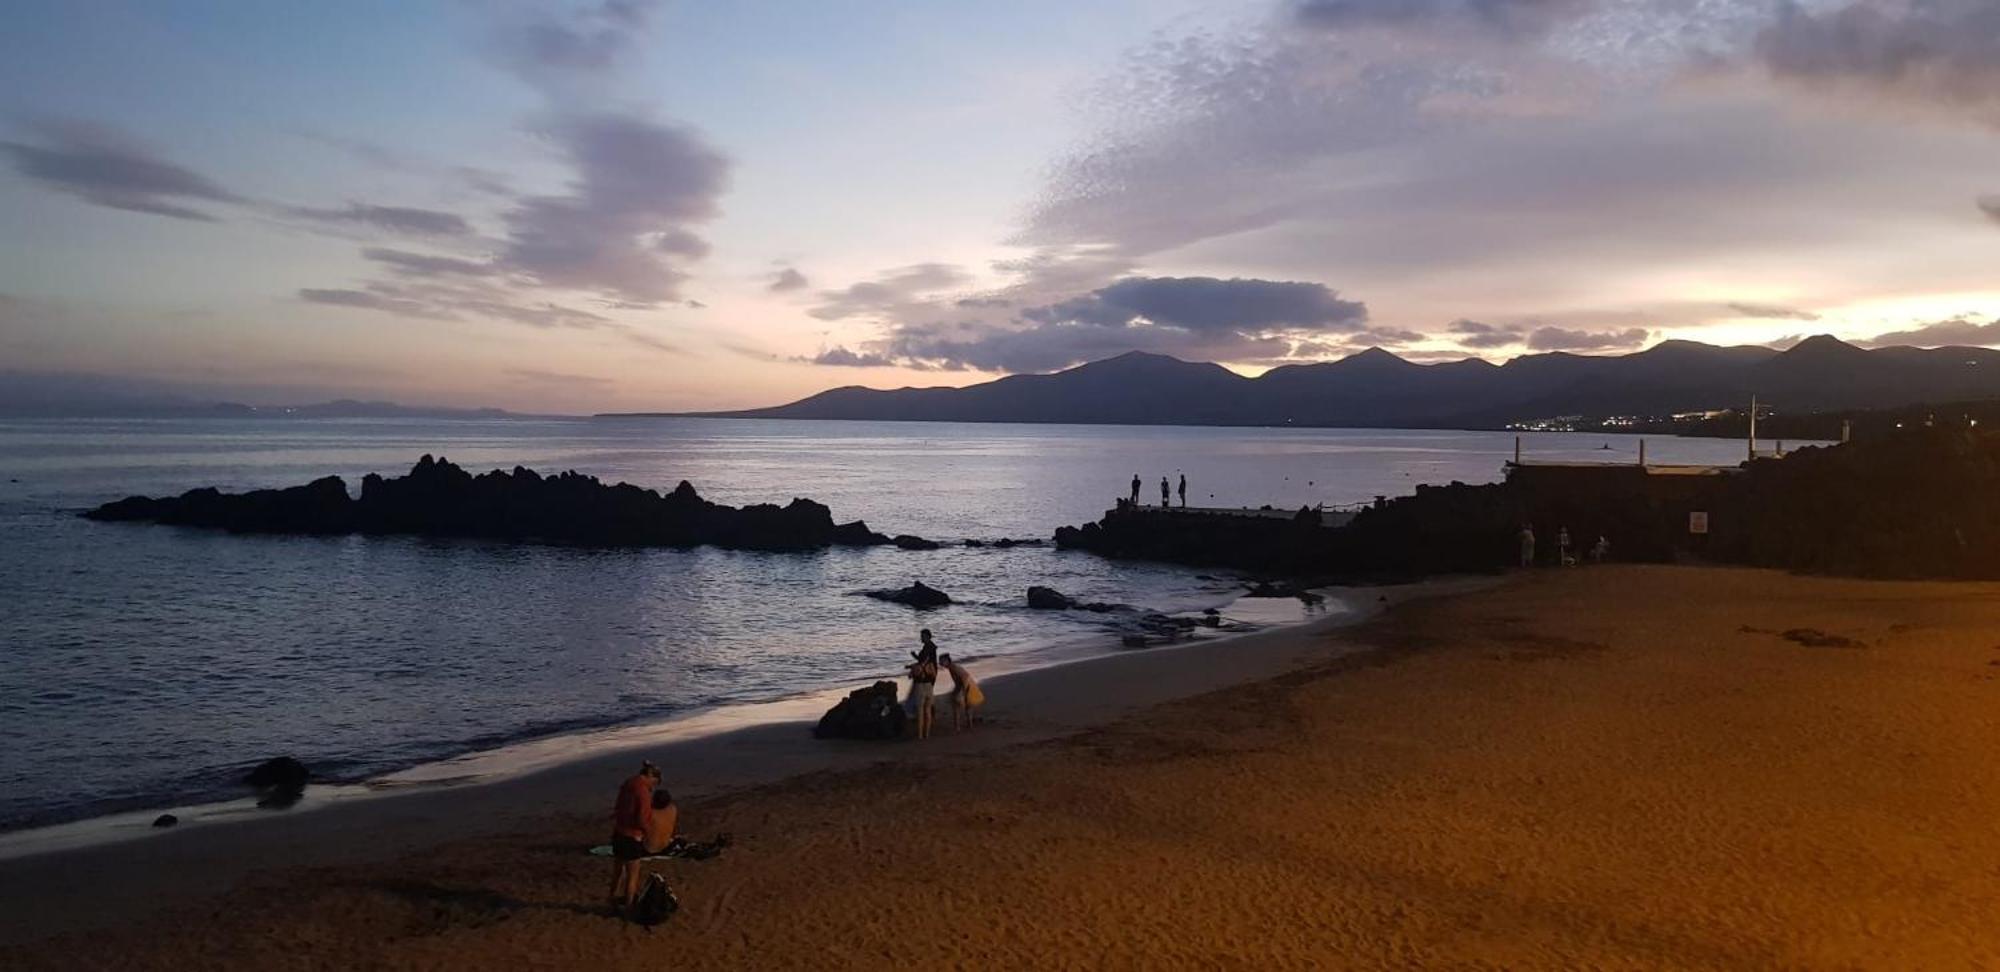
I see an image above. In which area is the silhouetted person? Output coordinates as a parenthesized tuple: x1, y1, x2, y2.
(1519, 525, 1536, 567)
(1160, 476, 1170, 508)
(1558, 527, 1574, 566)
(909, 629, 940, 740)
(607, 760, 662, 913)
(1591, 535, 1610, 563)
(1177, 473, 1187, 508)
(1130, 474, 1141, 505)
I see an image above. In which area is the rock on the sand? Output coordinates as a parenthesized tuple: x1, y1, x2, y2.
(863, 582, 952, 609)
(813, 681, 907, 740)
(152, 814, 178, 828)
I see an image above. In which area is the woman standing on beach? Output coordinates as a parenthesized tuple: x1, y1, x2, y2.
(909, 629, 940, 740)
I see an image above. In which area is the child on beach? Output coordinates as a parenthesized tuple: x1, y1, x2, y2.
(643, 784, 680, 855)
(941, 653, 983, 731)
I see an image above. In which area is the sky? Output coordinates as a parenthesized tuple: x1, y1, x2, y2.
(2, 0, 1998, 414)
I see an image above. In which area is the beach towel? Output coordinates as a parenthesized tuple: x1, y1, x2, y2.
(588, 833, 732, 861)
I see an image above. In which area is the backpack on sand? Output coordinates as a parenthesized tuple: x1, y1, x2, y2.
(631, 872, 679, 927)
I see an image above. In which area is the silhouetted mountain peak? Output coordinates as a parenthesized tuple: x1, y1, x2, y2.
(1781, 334, 1865, 358)
(687, 338, 2000, 428)
(1334, 347, 1412, 369)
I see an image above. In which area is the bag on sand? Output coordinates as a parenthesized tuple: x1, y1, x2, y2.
(632, 872, 679, 927)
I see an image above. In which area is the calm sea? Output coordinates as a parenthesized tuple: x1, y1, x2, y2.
(0, 417, 1757, 831)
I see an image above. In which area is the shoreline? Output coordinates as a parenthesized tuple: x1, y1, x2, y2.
(0, 577, 1479, 945)
(0, 585, 1331, 860)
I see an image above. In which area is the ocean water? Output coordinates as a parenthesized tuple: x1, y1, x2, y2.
(0, 418, 1759, 831)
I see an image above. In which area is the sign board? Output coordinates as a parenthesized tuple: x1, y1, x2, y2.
(1688, 511, 1709, 535)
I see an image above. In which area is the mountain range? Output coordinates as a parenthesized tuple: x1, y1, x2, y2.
(660, 336, 2000, 429)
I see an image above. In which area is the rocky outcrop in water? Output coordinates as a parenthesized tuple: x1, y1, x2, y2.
(1026, 585, 1072, 609)
(863, 581, 952, 608)
(1023, 586, 1126, 612)
(84, 455, 914, 553)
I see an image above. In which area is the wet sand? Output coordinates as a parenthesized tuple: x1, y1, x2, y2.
(8, 566, 2000, 969)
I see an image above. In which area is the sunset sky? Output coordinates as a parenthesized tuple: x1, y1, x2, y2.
(3, 0, 1998, 413)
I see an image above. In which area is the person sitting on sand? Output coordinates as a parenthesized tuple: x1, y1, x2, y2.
(608, 760, 662, 913)
(909, 629, 940, 740)
(643, 783, 681, 855)
(941, 653, 983, 732)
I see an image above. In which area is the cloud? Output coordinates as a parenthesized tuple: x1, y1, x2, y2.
(809, 263, 973, 321)
(1980, 195, 2000, 222)
(494, 111, 729, 305)
(767, 267, 810, 293)
(1349, 327, 1428, 345)
(1754, 0, 2000, 122)
(1859, 314, 2000, 347)
(299, 288, 456, 320)
(1023, 276, 1367, 333)
(1524, 325, 1651, 351)
(491, 0, 660, 88)
(1449, 318, 1526, 348)
(0, 117, 242, 221)
(805, 347, 901, 367)
(361, 247, 497, 278)
(1726, 301, 1819, 321)
(813, 272, 1373, 373)
(291, 203, 473, 237)
(297, 277, 677, 352)
(1294, 0, 1593, 40)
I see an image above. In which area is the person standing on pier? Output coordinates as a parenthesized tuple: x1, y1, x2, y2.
(1160, 476, 1171, 508)
(1130, 474, 1141, 505)
(1177, 473, 1187, 509)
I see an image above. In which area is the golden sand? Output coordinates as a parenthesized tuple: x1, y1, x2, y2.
(9, 565, 2000, 969)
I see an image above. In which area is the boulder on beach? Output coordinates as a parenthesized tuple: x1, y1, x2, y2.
(244, 756, 309, 790)
(152, 813, 178, 828)
(864, 581, 952, 609)
(1026, 586, 1074, 610)
(813, 681, 907, 740)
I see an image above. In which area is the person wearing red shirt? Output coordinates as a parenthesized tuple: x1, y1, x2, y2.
(607, 761, 661, 913)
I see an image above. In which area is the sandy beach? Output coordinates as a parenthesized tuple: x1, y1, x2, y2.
(8, 564, 2000, 969)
